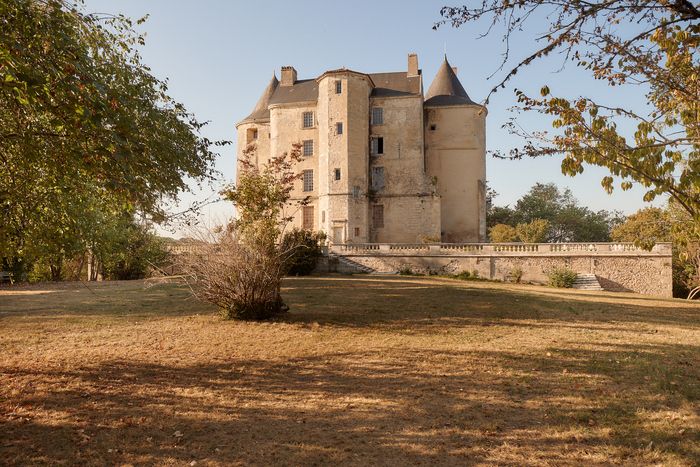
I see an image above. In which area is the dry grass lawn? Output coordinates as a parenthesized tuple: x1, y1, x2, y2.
(1, 276, 699, 466)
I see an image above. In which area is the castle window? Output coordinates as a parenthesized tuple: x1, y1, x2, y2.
(336, 122, 343, 135)
(302, 111, 314, 128)
(352, 186, 361, 198)
(354, 227, 360, 237)
(302, 206, 314, 229)
(371, 166, 385, 191)
(372, 205, 384, 228)
(335, 80, 342, 94)
(430, 124, 437, 131)
(303, 139, 314, 156)
(371, 137, 384, 155)
(321, 210, 325, 223)
(303, 170, 314, 192)
(246, 128, 258, 143)
(371, 107, 384, 125)
(334, 168, 341, 181)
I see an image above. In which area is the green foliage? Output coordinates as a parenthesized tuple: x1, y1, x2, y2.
(0, 0, 223, 277)
(612, 204, 699, 297)
(452, 270, 471, 280)
(515, 219, 551, 243)
(488, 183, 623, 242)
(188, 145, 304, 320)
(398, 265, 416, 275)
(509, 267, 523, 283)
(611, 208, 671, 251)
(100, 220, 170, 280)
(281, 228, 326, 276)
(546, 267, 578, 288)
(439, 2, 700, 218)
(489, 224, 517, 242)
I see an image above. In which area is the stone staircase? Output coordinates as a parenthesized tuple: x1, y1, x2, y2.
(330, 254, 376, 274)
(572, 273, 604, 291)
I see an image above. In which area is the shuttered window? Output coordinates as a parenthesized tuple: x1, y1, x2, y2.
(371, 166, 385, 191)
(371, 107, 384, 125)
(302, 206, 314, 230)
(372, 205, 384, 228)
(371, 137, 384, 155)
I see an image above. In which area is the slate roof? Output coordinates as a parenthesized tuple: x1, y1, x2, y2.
(267, 79, 319, 106)
(369, 71, 422, 97)
(239, 58, 476, 126)
(239, 74, 279, 124)
(424, 56, 477, 107)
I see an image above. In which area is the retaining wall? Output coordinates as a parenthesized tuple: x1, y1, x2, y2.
(326, 242, 673, 297)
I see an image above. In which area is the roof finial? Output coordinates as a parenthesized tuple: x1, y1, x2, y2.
(443, 41, 447, 59)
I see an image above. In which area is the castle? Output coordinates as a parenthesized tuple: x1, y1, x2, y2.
(235, 54, 487, 244)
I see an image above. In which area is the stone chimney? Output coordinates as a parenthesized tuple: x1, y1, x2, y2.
(407, 53, 419, 77)
(280, 66, 297, 86)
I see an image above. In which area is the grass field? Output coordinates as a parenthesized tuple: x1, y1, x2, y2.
(1, 276, 699, 466)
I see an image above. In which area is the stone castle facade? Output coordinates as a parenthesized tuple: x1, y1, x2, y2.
(235, 54, 487, 244)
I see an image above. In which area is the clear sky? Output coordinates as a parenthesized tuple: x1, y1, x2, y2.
(84, 0, 662, 234)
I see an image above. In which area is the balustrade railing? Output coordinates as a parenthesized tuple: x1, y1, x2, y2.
(329, 242, 670, 256)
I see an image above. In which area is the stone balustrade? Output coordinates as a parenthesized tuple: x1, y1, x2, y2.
(331, 242, 671, 256)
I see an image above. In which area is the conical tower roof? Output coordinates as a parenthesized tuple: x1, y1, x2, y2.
(240, 73, 279, 124)
(424, 56, 476, 106)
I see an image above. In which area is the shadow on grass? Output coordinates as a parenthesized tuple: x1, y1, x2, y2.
(2, 342, 698, 465)
(280, 276, 700, 330)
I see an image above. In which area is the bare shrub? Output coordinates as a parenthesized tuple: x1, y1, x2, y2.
(181, 229, 288, 320)
(180, 143, 306, 320)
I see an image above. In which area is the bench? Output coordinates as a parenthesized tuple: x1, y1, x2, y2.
(0, 271, 12, 284)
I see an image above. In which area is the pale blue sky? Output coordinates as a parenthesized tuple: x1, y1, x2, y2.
(84, 0, 660, 231)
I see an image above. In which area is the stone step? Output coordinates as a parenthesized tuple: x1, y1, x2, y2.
(331, 254, 376, 274)
(572, 273, 604, 291)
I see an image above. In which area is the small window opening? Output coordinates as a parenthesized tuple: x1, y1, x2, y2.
(371, 137, 384, 155)
(302, 111, 314, 128)
(336, 122, 343, 135)
(303, 139, 314, 156)
(372, 205, 384, 228)
(334, 168, 341, 181)
(335, 80, 342, 94)
(246, 128, 258, 143)
(430, 124, 437, 131)
(303, 169, 314, 192)
(371, 107, 384, 125)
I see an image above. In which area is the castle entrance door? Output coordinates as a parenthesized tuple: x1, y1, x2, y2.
(332, 226, 344, 244)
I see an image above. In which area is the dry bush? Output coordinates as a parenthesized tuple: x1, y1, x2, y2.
(180, 229, 288, 320)
(178, 143, 306, 320)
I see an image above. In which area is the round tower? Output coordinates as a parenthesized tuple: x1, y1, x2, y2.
(424, 56, 487, 242)
(235, 73, 279, 176)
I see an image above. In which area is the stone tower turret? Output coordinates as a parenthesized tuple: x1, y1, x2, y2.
(424, 56, 487, 242)
(235, 73, 279, 172)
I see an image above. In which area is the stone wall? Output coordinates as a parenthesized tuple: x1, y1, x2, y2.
(325, 243, 673, 297)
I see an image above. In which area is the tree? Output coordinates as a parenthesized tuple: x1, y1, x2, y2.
(612, 204, 698, 297)
(489, 182, 622, 242)
(281, 229, 326, 276)
(515, 219, 551, 243)
(489, 224, 517, 242)
(184, 145, 305, 320)
(437, 1, 700, 218)
(611, 207, 671, 250)
(1, 0, 224, 276)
